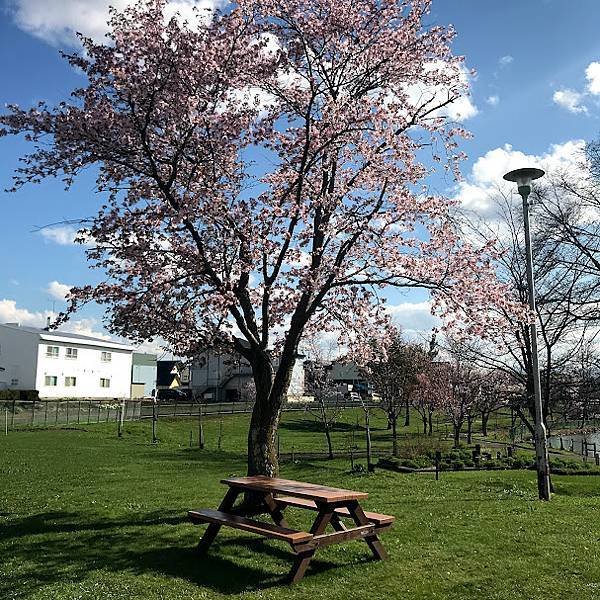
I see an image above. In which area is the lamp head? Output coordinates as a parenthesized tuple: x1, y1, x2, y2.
(503, 167, 545, 196)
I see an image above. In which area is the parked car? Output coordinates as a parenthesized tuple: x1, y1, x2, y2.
(156, 388, 191, 402)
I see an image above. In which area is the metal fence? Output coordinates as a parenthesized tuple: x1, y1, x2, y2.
(0, 397, 376, 431)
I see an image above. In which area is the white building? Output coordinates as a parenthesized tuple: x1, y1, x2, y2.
(0, 323, 134, 399)
(190, 347, 307, 403)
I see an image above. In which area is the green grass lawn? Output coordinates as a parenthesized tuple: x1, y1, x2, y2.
(1, 412, 600, 600)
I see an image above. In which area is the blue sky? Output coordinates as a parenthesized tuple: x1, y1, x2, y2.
(1, 0, 599, 341)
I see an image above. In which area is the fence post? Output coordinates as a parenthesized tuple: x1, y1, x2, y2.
(44, 401, 48, 426)
(77, 401, 81, 424)
(152, 400, 158, 444)
(31, 399, 36, 426)
(560, 437, 564, 451)
(55, 401, 59, 425)
(435, 450, 441, 481)
(66, 400, 70, 425)
(596, 453, 599, 467)
(87, 401, 91, 424)
(4, 406, 8, 435)
(217, 416, 223, 450)
(118, 399, 125, 438)
(11, 399, 15, 428)
(198, 405, 205, 449)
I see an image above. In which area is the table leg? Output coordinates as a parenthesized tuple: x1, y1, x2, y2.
(345, 500, 388, 560)
(196, 487, 240, 555)
(288, 504, 334, 583)
(262, 493, 290, 528)
(330, 514, 347, 531)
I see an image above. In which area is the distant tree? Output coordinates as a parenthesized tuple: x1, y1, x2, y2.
(367, 328, 428, 455)
(476, 370, 510, 436)
(460, 188, 597, 437)
(304, 358, 344, 460)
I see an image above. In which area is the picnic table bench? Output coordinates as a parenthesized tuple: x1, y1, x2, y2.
(188, 475, 394, 583)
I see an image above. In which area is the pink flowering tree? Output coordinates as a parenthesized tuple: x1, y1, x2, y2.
(411, 364, 444, 436)
(1, 0, 523, 478)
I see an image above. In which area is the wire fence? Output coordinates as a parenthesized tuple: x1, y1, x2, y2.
(0, 397, 379, 431)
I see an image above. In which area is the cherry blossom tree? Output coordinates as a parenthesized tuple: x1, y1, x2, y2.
(411, 361, 444, 436)
(1, 0, 524, 478)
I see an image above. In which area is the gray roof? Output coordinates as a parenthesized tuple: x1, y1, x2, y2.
(1, 323, 134, 350)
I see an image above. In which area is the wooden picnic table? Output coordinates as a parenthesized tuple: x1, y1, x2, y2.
(188, 475, 394, 583)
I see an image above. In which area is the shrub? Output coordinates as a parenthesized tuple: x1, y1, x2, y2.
(0, 389, 39, 401)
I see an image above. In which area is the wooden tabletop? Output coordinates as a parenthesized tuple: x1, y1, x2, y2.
(221, 475, 369, 503)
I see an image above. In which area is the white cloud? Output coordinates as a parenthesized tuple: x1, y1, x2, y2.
(39, 225, 93, 246)
(61, 318, 112, 340)
(0, 299, 54, 328)
(586, 61, 600, 95)
(8, 0, 224, 46)
(387, 300, 440, 339)
(454, 139, 586, 217)
(405, 61, 478, 123)
(486, 95, 499, 107)
(499, 55, 513, 67)
(46, 281, 72, 301)
(553, 88, 588, 114)
(39, 225, 79, 245)
(0, 298, 113, 341)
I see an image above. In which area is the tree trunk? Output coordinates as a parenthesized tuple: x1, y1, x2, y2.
(467, 416, 474, 445)
(365, 409, 374, 472)
(247, 350, 295, 479)
(392, 416, 398, 457)
(248, 398, 281, 477)
(325, 425, 334, 460)
(453, 423, 462, 448)
(422, 415, 428, 434)
(404, 397, 410, 426)
(428, 411, 433, 436)
(481, 411, 489, 436)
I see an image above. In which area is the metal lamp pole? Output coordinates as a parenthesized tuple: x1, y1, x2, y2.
(503, 167, 551, 501)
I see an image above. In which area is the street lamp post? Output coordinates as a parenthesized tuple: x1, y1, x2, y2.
(503, 167, 551, 501)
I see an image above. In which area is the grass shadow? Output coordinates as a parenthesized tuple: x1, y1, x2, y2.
(279, 417, 361, 434)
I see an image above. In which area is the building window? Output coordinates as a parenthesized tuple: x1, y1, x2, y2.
(46, 346, 59, 358)
(100, 378, 111, 388)
(45, 376, 58, 386)
(101, 351, 112, 363)
(65, 376, 77, 387)
(10, 378, 19, 386)
(65, 348, 78, 360)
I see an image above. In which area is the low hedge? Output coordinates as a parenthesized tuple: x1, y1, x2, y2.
(0, 389, 40, 401)
(378, 449, 600, 475)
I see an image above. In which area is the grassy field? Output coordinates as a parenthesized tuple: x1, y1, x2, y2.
(1, 411, 600, 600)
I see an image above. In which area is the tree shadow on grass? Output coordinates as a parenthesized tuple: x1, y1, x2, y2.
(0, 509, 370, 597)
(279, 417, 360, 434)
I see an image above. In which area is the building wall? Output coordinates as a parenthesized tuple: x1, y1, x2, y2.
(0, 326, 39, 390)
(191, 352, 253, 400)
(190, 350, 307, 402)
(35, 342, 133, 399)
(132, 353, 157, 397)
